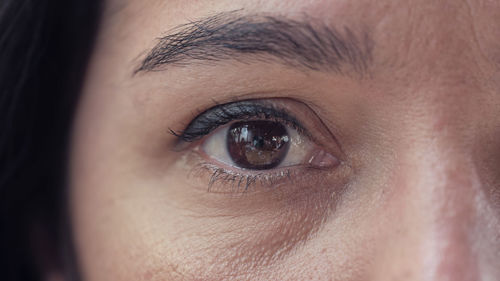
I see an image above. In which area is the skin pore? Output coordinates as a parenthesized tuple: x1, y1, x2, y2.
(69, 0, 500, 280)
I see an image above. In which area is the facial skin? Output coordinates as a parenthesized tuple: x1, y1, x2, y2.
(69, 0, 500, 280)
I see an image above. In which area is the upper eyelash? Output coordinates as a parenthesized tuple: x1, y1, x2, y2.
(170, 100, 308, 143)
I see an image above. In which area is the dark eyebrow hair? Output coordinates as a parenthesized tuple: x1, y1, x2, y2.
(136, 12, 374, 76)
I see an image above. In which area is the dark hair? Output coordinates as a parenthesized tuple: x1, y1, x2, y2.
(0, 0, 101, 280)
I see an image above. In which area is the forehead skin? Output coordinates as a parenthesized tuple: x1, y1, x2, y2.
(70, 0, 500, 280)
(102, 0, 500, 108)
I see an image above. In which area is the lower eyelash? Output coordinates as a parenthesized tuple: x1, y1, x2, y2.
(196, 163, 295, 193)
(182, 148, 347, 196)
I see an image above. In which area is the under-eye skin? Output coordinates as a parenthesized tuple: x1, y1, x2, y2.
(171, 99, 343, 193)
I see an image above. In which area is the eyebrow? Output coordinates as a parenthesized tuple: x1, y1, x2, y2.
(136, 12, 374, 76)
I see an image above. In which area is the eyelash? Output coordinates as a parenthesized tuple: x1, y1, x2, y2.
(170, 100, 308, 144)
(197, 164, 294, 192)
(172, 99, 334, 193)
(188, 160, 330, 193)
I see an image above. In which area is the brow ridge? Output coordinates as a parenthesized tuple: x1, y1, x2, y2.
(136, 12, 374, 76)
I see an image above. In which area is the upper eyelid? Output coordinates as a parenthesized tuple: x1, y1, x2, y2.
(170, 100, 308, 144)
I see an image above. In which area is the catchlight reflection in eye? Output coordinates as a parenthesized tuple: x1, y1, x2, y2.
(227, 120, 290, 170)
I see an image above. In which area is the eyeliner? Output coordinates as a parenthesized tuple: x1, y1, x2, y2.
(171, 99, 306, 143)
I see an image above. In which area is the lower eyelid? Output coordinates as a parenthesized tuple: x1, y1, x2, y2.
(189, 148, 300, 193)
(181, 146, 343, 195)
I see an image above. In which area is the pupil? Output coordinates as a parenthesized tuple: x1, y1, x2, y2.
(227, 120, 290, 170)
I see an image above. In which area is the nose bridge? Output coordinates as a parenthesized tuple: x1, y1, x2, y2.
(381, 129, 483, 281)
(414, 141, 480, 281)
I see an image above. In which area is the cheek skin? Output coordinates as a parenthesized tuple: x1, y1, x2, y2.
(71, 127, 354, 281)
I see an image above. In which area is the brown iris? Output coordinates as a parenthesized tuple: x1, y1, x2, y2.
(227, 120, 290, 170)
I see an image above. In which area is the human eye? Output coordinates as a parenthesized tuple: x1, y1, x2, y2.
(171, 98, 345, 193)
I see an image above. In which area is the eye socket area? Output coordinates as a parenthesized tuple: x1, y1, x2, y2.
(201, 119, 338, 171)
